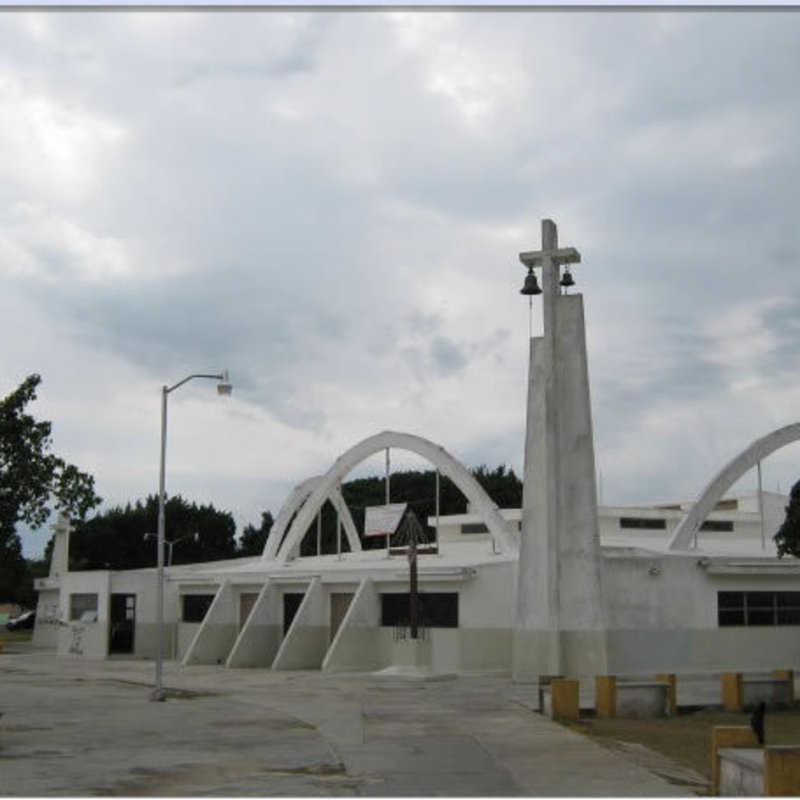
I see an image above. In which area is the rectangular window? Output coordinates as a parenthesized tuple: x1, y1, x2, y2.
(69, 593, 98, 621)
(718, 591, 800, 627)
(461, 523, 488, 534)
(619, 517, 666, 530)
(381, 592, 459, 628)
(182, 594, 215, 623)
(700, 520, 734, 532)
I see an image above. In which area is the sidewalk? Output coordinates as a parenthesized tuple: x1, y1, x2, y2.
(0, 647, 693, 796)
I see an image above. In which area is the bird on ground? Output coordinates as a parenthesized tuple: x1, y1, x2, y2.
(750, 700, 766, 745)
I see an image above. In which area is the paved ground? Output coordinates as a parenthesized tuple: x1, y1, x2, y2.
(0, 645, 694, 796)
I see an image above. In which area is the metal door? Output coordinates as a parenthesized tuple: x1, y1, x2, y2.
(329, 593, 354, 643)
(239, 592, 258, 630)
(283, 593, 304, 636)
(109, 594, 135, 654)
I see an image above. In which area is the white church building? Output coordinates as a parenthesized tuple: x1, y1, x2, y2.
(32, 220, 800, 680)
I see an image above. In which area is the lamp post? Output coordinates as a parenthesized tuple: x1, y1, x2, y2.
(144, 531, 200, 567)
(151, 371, 232, 702)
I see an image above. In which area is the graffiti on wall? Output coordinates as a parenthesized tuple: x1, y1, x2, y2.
(68, 624, 85, 655)
(38, 602, 62, 626)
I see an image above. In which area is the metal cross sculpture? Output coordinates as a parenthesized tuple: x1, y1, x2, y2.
(396, 510, 426, 639)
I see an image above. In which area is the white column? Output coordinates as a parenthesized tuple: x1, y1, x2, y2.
(435, 469, 440, 555)
(385, 447, 391, 556)
(758, 460, 765, 551)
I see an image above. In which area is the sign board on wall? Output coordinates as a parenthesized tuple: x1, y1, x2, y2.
(364, 503, 407, 537)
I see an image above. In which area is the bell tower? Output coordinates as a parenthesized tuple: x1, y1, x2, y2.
(513, 219, 608, 681)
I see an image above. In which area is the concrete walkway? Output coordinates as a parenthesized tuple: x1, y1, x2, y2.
(0, 647, 692, 796)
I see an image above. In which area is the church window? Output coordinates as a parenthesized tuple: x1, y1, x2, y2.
(182, 594, 215, 622)
(700, 520, 734, 532)
(718, 591, 800, 626)
(461, 523, 489, 534)
(70, 593, 98, 621)
(380, 592, 458, 627)
(619, 517, 666, 530)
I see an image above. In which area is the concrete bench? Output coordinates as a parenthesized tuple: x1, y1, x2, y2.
(718, 746, 800, 796)
(722, 671, 795, 711)
(595, 675, 674, 719)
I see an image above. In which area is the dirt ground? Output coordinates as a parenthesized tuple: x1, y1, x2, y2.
(563, 706, 800, 795)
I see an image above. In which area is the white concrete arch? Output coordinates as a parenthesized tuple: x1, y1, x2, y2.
(276, 430, 517, 563)
(668, 422, 800, 550)
(262, 477, 362, 560)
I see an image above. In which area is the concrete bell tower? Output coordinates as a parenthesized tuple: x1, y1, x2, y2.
(513, 219, 608, 681)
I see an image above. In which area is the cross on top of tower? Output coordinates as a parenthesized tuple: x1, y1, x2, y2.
(518, 219, 581, 269)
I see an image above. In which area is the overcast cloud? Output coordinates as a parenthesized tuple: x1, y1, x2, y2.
(3, 10, 800, 558)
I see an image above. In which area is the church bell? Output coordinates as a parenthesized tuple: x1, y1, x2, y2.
(560, 268, 575, 288)
(520, 268, 542, 296)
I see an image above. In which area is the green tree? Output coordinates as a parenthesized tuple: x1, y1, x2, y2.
(774, 479, 800, 558)
(66, 495, 238, 571)
(238, 511, 274, 557)
(0, 374, 100, 602)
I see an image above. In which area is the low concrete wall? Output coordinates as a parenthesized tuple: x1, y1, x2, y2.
(617, 682, 669, 718)
(227, 581, 281, 668)
(272, 578, 328, 670)
(711, 725, 758, 794)
(718, 745, 800, 796)
(183, 581, 238, 666)
(719, 748, 763, 796)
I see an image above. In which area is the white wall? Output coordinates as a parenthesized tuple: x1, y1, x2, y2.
(602, 552, 800, 672)
(57, 571, 110, 660)
(32, 589, 60, 649)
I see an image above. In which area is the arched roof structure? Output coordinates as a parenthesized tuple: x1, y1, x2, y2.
(262, 476, 362, 560)
(275, 430, 517, 563)
(667, 422, 800, 550)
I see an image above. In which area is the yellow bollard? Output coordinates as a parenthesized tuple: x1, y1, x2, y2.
(721, 672, 743, 712)
(764, 745, 800, 795)
(595, 675, 617, 718)
(550, 679, 580, 721)
(772, 669, 795, 704)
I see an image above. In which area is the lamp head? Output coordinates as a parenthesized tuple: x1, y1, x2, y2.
(217, 370, 233, 396)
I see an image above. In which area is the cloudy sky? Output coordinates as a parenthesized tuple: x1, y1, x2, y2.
(4, 10, 800, 558)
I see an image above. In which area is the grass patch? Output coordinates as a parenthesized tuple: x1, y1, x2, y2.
(0, 630, 33, 645)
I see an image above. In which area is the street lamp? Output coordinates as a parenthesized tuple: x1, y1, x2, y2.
(144, 531, 200, 567)
(151, 371, 232, 702)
